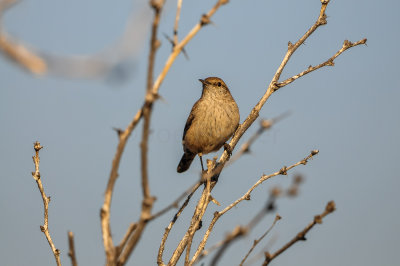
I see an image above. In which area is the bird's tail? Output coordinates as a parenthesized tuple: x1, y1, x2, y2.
(177, 151, 196, 173)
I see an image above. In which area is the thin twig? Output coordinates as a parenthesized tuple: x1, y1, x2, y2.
(158, 182, 202, 266)
(173, 0, 183, 45)
(244, 235, 278, 265)
(149, 182, 201, 221)
(100, 109, 143, 265)
(151, 0, 229, 98)
(277, 39, 367, 88)
(189, 150, 319, 264)
(31, 141, 61, 266)
(68, 231, 78, 266)
(200, 182, 291, 265)
(184, 174, 212, 265)
(239, 214, 281, 266)
(207, 226, 247, 266)
(263, 201, 336, 265)
(165, 160, 215, 265)
(115, 223, 137, 258)
(227, 112, 291, 166)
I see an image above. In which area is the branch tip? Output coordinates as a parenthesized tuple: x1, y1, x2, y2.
(325, 200, 336, 213)
(150, 0, 163, 11)
(34, 141, 43, 151)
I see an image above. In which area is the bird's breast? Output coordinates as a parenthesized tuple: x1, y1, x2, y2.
(184, 97, 239, 154)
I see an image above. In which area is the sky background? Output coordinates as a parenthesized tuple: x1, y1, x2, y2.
(1, 0, 399, 265)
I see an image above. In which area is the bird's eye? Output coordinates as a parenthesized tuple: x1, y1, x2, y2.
(217, 82, 222, 87)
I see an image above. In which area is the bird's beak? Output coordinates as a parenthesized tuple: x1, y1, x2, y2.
(198, 79, 206, 85)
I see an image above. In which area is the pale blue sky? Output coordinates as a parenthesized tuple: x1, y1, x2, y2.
(1, 0, 399, 265)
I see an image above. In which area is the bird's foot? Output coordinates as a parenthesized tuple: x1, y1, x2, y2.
(223, 143, 233, 158)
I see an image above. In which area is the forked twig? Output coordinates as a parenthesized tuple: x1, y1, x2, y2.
(263, 201, 336, 265)
(189, 150, 319, 264)
(200, 176, 301, 265)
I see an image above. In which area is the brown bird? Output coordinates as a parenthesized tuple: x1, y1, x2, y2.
(177, 77, 240, 173)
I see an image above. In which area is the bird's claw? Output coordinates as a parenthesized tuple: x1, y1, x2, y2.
(224, 143, 233, 157)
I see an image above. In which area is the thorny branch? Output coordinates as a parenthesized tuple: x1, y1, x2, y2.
(102, 1, 231, 265)
(262, 201, 336, 265)
(31, 141, 61, 266)
(189, 150, 320, 265)
(200, 175, 302, 265)
(161, 0, 366, 264)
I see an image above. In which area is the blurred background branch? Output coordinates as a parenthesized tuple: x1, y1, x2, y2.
(0, 0, 151, 80)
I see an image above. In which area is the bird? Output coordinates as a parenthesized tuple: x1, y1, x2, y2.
(177, 77, 240, 173)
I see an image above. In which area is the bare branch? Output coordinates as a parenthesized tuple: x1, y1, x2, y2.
(68, 231, 78, 266)
(115, 223, 137, 258)
(227, 112, 291, 166)
(149, 182, 200, 221)
(263, 201, 336, 265)
(173, 0, 183, 45)
(151, 0, 230, 97)
(239, 215, 281, 266)
(189, 150, 319, 264)
(115, 2, 165, 265)
(200, 176, 301, 265)
(31, 141, 61, 266)
(207, 1, 366, 181)
(159, 1, 365, 265)
(100, 109, 143, 265)
(278, 38, 367, 88)
(158, 182, 202, 266)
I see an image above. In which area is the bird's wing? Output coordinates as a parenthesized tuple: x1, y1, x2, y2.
(183, 112, 194, 141)
(182, 101, 199, 141)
